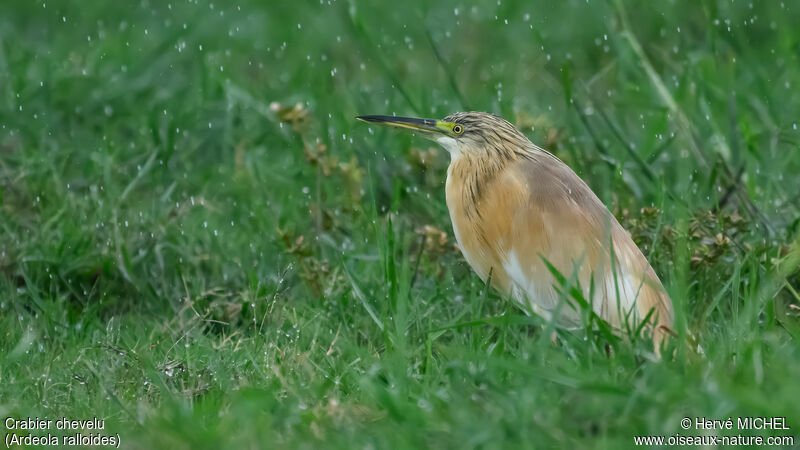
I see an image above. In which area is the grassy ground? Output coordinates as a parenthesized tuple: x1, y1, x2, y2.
(2, 0, 800, 448)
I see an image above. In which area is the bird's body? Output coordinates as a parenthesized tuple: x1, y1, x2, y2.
(358, 112, 673, 350)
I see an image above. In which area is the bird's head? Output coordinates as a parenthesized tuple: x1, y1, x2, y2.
(357, 111, 530, 160)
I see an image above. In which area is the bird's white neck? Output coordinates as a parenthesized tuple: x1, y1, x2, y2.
(435, 136, 462, 161)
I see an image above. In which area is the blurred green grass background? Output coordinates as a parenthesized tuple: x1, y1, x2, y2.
(1, 0, 799, 448)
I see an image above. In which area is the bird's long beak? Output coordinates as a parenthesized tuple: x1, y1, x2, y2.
(356, 115, 446, 135)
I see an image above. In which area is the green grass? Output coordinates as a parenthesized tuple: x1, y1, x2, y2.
(2, 0, 800, 448)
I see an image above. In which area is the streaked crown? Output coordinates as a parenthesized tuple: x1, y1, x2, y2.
(443, 111, 533, 158)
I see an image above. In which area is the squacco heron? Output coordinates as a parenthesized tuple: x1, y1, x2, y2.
(357, 112, 674, 353)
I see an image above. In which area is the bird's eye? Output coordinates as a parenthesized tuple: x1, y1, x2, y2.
(452, 124, 463, 134)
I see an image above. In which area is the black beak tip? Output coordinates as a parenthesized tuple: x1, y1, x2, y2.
(354, 114, 439, 131)
(355, 115, 383, 123)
